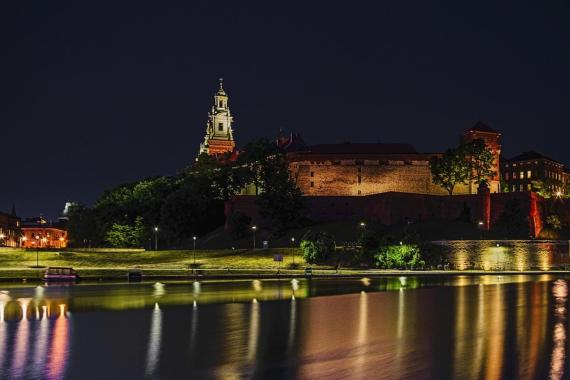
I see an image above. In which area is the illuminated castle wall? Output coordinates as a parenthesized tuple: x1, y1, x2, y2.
(286, 123, 500, 197)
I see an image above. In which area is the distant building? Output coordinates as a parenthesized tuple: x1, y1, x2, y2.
(0, 206, 20, 247)
(20, 217, 68, 249)
(284, 122, 501, 197)
(502, 151, 567, 195)
(199, 79, 237, 157)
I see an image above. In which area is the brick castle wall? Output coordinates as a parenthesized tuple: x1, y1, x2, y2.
(228, 191, 544, 237)
(289, 158, 471, 197)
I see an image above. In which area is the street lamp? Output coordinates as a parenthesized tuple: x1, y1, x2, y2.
(291, 237, 296, 264)
(21, 236, 27, 248)
(153, 226, 159, 251)
(251, 226, 257, 250)
(193, 236, 197, 265)
(34, 235, 40, 267)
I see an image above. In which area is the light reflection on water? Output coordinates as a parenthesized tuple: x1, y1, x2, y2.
(437, 240, 570, 271)
(0, 276, 569, 379)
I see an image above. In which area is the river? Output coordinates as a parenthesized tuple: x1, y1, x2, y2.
(0, 275, 568, 379)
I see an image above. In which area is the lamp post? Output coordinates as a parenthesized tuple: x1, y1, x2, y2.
(359, 221, 366, 242)
(21, 236, 27, 248)
(478, 221, 484, 240)
(34, 235, 40, 267)
(291, 237, 296, 264)
(193, 236, 197, 265)
(251, 226, 257, 250)
(153, 226, 159, 251)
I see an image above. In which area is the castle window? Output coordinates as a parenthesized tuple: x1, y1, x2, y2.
(219, 101, 223, 107)
(358, 175, 361, 184)
(357, 167, 362, 173)
(310, 181, 314, 188)
(355, 160, 364, 165)
(505, 173, 509, 180)
(527, 170, 532, 179)
(310, 171, 314, 177)
(519, 171, 524, 179)
(218, 123, 223, 131)
(358, 190, 361, 195)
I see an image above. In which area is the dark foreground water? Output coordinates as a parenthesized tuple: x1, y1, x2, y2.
(0, 275, 569, 379)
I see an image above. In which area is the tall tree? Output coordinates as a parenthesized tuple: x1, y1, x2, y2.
(256, 150, 306, 235)
(430, 148, 469, 195)
(460, 139, 496, 193)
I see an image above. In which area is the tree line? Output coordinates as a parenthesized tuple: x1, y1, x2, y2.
(66, 139, 305, 248)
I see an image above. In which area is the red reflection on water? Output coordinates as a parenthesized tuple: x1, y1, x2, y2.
(46, 304, 70, 380)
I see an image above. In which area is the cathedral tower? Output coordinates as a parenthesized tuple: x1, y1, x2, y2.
(199, 79, 236, 156)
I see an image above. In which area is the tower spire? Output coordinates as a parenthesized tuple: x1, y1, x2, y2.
(198, 79, 236, 157)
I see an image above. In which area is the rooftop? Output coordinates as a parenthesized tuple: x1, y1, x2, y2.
(465, 121, 500, 134)
(507, 150, 564, 165)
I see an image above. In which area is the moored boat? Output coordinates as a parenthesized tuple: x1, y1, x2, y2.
(43, 267, 79, 282)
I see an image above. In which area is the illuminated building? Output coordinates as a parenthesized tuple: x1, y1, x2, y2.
(284, 122, 501, 197)
(502, 151, 568, 195)
(0, 206, 20, 247)
(199, 79, 237, 157)
(20, 217, 68, 249)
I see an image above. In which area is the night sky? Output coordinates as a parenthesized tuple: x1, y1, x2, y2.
(2, 1, 569, 219)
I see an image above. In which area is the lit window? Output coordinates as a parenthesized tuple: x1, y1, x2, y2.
(505, 173, 509, 180)
(520, 184, 524, 191)
(520, 171, 524, 179)
(218, 123, 223, 131)
(527, 170, 532, 179)
(512, 172, 516, 179)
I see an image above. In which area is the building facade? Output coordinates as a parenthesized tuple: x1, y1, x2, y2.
(286, 122, 501, 197)
(199, 79, 236, 156)
(502, 151, 567, 195)
(20, 217, 68, 249)
(0, 208, 20, 247)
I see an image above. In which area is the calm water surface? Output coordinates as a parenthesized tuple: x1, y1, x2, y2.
(0, 275, 569, 379)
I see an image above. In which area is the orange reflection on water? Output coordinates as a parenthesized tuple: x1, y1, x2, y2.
(550, 280, 567, 380)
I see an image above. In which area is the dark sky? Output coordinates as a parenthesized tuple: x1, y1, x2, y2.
(2, 1, 569, 219)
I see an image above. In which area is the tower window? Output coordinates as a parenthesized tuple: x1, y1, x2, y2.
(219, 101, 223, 108)
(218, 123, 224, 131)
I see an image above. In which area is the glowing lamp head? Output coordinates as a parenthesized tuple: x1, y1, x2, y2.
(360, 222, 366, 227)
(555, 191, 562, 197)
(193, 236, 196, 241)
(251, 226, 257, 231)
(154, 226, 158, 232)
(0, 233, 5, 239)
